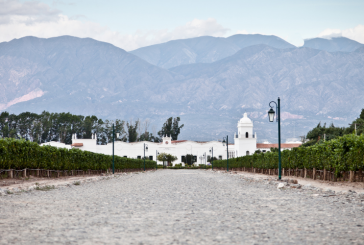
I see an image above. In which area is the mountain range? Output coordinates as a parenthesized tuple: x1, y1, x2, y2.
(1, 35, 363, 142)
(130, 34, 295, 69)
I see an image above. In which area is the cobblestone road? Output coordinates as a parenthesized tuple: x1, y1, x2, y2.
(1, 169, 364, 244)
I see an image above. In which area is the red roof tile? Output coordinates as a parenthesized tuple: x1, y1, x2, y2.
(171, 140, 188, 143)
(256, 143, 301, 149)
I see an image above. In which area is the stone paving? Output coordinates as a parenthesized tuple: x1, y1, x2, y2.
(1, 169, 364, 244)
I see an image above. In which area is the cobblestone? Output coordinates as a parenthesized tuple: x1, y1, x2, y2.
(0, 169, 364, 244)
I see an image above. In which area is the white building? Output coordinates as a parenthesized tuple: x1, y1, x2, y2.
(41, 113, 260, 166)
(256, 138, 302, 153)
(234, 112, 257, 157)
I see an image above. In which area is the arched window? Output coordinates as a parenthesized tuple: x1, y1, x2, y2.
(246, 151, 250, 155)
(246, 132, 249, 138)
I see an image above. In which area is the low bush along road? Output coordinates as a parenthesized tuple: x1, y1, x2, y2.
(1, 169, 364, 244)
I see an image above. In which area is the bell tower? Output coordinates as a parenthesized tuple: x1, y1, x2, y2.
(234, 113, 257, 157)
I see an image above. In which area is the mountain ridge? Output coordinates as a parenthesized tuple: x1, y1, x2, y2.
(1, 35, 364, 142)
(130, 34, 296, 69)
(303, 37, 364, 52)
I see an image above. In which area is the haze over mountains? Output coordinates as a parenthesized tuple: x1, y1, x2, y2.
(302, 37, 364, 52)
(130, 34, 295, 69)
(1, 34, 363, 142)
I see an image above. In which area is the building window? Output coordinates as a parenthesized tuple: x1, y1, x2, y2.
(228, 151, 235, 158)
(149, 156, 153, 160)
(123, 156, 127, 158)
(246, 132, 249, 138)
(246, 151, 250, 155)
(219, 155, 222, 160)
(262, 150, 266, 153)
(137, 156, 141, 159)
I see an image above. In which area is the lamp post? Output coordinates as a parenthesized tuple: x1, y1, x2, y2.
(268, 97, 282, 180)
(112, 123, 115, 174)
(209, 147, 213, 170)
(222, 136, 229, 172)
(156, 151, 159, 170)
(203, 152, 206, 169)
(143, 143, 148, 171)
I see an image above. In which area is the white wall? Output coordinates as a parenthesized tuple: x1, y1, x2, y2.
(40, 141, 72, 149)
(71, 138, 231, 166)
(39, 114, 259, 166)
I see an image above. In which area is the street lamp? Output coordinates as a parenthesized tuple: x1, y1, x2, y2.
(203, 152, 206, 169)
(111, 123, 122, 175)
(222, 136, 229, 172)
(268, 97, 282, 180)
(209, 147, 214, 170)
(112, 124, 115, 174)
(156, 151, 159, 170)
(143, 143, 148, 171)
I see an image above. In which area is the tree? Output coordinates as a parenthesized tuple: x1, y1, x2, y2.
(126, 120, 139, 142)
(138, 119, 160, 142)
(158, 117, 184, 140)
(0, 111, 11, 138)
(305, 121, 345, 144)
(83, 115, 98, 139)
(360, 109, 364, 120)
(138, 132, 160, 142)
(157, 153, 177, 166)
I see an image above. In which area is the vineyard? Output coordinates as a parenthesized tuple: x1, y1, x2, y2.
(213, 134, 364, 182)
(0, 138, 156, 179)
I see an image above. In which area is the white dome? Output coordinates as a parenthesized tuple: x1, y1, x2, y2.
(238, 113, 253, 126)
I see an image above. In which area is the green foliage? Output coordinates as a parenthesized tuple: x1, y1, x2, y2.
(360, 109, 364, 120)
(157, 152, 178, 166)
(158, 117, 184, 140)
(0, 111, 182, 144)
(304, 109, 364, 146)
(126, 120, 139, 142)
(213, 134, 364, 175)
(207, 155, 218, 162)
(138, 131, 160, 142)
(0, 138, 156, 171)
(0, 111, 126, 145)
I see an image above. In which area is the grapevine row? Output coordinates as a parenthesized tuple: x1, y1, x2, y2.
(0, 138, 156, 171)
(213, 134, 364, 175)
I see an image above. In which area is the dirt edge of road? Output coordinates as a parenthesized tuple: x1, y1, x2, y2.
(0, 170, 155, 195)
(211, 169, 364, 194)
(1, 169, 363, 196)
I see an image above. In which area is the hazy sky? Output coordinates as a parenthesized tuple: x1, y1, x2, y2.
(1, 0, 363, 50)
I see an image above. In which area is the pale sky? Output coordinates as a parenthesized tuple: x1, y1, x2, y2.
(1, 0, 364, 50)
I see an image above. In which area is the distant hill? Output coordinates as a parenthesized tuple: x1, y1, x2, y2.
(1, 35, 364, 142)
(0, 36, 175, 118)
(130, 34, 296, 69)
(303, 37, 364, 52)
(170, 44, 364, 117)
